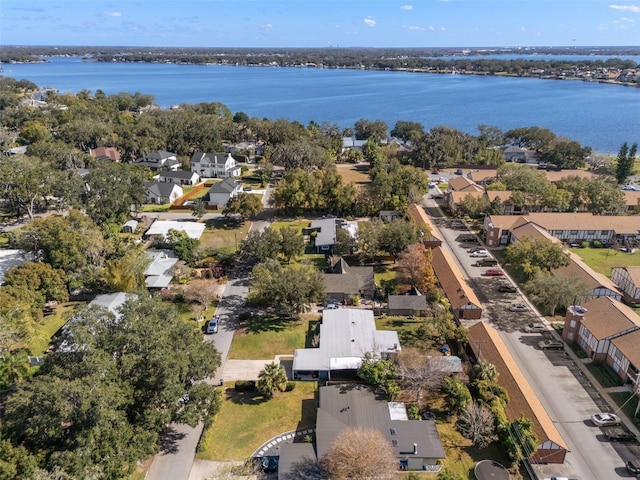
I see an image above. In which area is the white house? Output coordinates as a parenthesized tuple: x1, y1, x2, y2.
(191, 152, 241, 178)
(611, 266, 640, 303)
(145, 181, 183, 205)
(144, 250, 179, 290)
(157, 170, 200, 186)
(135, 150, 180, 171)
(205, 177, 242, 208)
(143, 220, 206, 240)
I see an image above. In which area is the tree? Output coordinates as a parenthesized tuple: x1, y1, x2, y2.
(378, 220, 418, 258)
(166, 229, 201, 264)
(397, 349, 450, 403)
(504, 126, 556, 150)
(540, 138, 591, 169)
(456, 402, 496, 448)
(356, 220, 381, 264)
(524, 271, 589, 315)
(241, 228, 283, 266)
(501, 415, 538, 464)
(615, 142, 638, 184)
(279, 227, 305, 263)
(269, 139, 330, 170)
(102, 248, 150, 293)
(395, 243, 436, 294)
(357, 358, 400, 400)
(0, 349, 32, 390)
(191, 198, 207, 220)
(249, 261, 326, 315)
(3, 296, 221, 478)
(390, 120, 424, 144)
(471, 360, 498, 383)
(256, 362, 288, 398)
(0, 155, 54, 220)
(333, 228, 356, 256)
(3, 261, 69, 305)
(354, 118, 388, 140)
(222, 192, 263, 221)
(441, 377, 471, 413)
(504, 237, 570, 279)
(183, 279, 220, 313)
(321, 427, 397, 480)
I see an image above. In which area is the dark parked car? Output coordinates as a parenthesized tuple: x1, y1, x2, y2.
(626, 459, 640, 475)
(603, 427, 638, 442)
(455, 168, 464, 175)
(498, 284, 517, 293)
(261, 456, 278, 473)
(538, 339, 564, 350)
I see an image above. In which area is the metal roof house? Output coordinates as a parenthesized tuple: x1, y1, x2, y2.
(144, 250, 179, 290)
(315, 384, 445, 472)
(292, 309, 400, 381)
(143, 220, 206, 240)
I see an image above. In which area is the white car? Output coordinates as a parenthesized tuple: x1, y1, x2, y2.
(470, 250, 489, 258)
(509, 303, 529, 312)
(591, 412, 621, 427)
(524, 323, 547, 333)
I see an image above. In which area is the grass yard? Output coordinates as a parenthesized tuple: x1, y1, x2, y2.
(336, 163, 371, 185)
(374, 262, 397, 286)
(228, 313, 318, 360)
(141, 204, 171, 213)
(197, 381, 318, 461)
(201, 217, 252, 251)
(585, 361, 624, 388)
(270, 218, 311, 233)
(570, 246, 640, 277)
(609, 391, 640, 430)
(28, 302, 85, 355)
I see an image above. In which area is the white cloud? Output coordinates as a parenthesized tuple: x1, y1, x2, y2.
(428, 25, 435, 31)
(520, 26, 526, 32)
(400, 4, 413, 10)
(620, 16, 635, 21)
(441, 26, 446, 31)
(406, 25, 425, 30)
(104, 11, 122, 17)
(364, 17, 376, 27)
(609, 4, 640, 12)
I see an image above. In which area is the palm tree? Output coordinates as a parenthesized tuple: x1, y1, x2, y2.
(256, 362, 288, 398)
(472, 360, 498, 382)
(0, 349, 32, 390)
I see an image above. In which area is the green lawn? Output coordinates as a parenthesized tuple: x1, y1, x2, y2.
(228, 314, 316, 360)
(609, 391, 640, 430)
(141, 204, 171, 213)
(585, 362, 624, 388)
(197, 381, 318, 460)
(201, 217, 252, 251)
(270, 219, 311, 233)
(28, 302, 85, 355)
(570, 246, 640, 277)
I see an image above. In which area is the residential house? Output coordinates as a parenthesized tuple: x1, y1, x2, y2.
(145, 181, 183, 205)
(554, 251, 622, 301)
(445, 190, 485, 214)
(292, 309, 400, 381)
(502, 146, 538, 163)
(121, 220, 138, 234)
(135, 150, 180, 171)
(204, 177, 242, 208)
(314, 384, 445, 471)
(309, 218, 358, 254)
(430, 246, 482, 321)
(324, 258, 375, 303)
(157, 170, 200, 186)
(341, 137, 367, 152)
(611, 266, 640, 303)
(144, 250, 179, 290)
(190, 152, 241, 178)
(467, 322, 569, 463)
(622, 191, 640, 214)
(608, 330, 640, 386)
(379, 210, 401, 222)
(562, 298, 640, 361)
(486, 190, 519, 215)
(143, 220, 206, 240)
(89, 146, 121, 162)
(388, 287, 428, 316)
(407, 203, 442, 248)
(469, 169, 497, 187)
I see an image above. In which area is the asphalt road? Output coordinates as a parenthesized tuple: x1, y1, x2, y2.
(422, 194, 635, 480)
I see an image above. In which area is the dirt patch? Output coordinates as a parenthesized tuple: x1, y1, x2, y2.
(336, 163, 371, 185)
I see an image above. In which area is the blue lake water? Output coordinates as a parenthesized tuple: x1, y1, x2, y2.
(3, 56, 639, 154)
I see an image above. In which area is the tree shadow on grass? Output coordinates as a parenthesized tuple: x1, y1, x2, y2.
(225, 387, 270, 406)
(204, 217, 243, 230)
(241, 314, 300, 334)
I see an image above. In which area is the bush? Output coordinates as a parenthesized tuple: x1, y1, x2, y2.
(581, 241, 589, 249)
(592, 240, 603, 248)
(285, 381, 296, 392)
(407, 405, 421, 420)
(234, 380, 256, 391)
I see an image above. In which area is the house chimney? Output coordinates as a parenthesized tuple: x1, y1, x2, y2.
(413, 443, 417, 455)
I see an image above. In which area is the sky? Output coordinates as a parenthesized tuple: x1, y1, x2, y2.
(0, 1, 638, 48)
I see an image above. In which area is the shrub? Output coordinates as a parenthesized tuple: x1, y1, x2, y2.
(581, 241, 589, 249)
(285, 381, 296, 392)
(407, 405, 421, 420)
(234, 380, 256, 391)
(592, 240, 603, 248)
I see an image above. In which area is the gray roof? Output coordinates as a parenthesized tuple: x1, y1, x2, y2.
(158, 171, 199, 180)
(208, 177, 239, 194)
(146, 181, 181, 197)
(427, 356, 463, 374)
(388, 294, 428, 311)
(191, 151, 234, 166)
(316, 385, 446, 462)
(311, 218, 338, 247)
(324, 259, 375, 296)
(89, 292, 131, 320)
(144, 220, 206, 240)
(292, 309, 400, 372)
(142, 150, 176, 161)
(145, 250, 179, 288)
